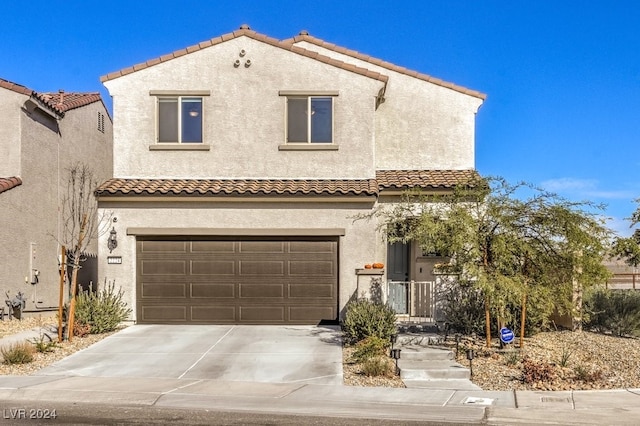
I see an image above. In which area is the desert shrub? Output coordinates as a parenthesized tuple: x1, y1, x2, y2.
(361, 356, 395, 377)
(1, 341, 35, 364)
(73, 322, 91, 338)
(441, 284, 485, 335)
(74, 281, 131, 334)
(342, 300, 396, 344)
(557, 347, 573, 368)
(503, 350, 520, 366)
(584, 289, 640, 337)
(574, 365, 604, 382)
(352, 336, 389, 363)
(521, 357, 556, 384)
(29, 333, 58, 353)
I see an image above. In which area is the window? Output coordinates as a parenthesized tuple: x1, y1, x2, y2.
(157, 97, 202, 143)
(286, 96, 333, 143)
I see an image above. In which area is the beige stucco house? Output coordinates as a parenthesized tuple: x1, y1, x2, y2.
(96, 25, 485, 325)
(0, 78, 113, 315)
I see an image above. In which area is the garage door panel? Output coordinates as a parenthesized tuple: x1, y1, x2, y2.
(289, 260, 334, 276)
(289, 241, 335, 253)
(240, 306, 285, 322)
(191, 241, 235, 253)
(141, 305, 187, 322)
(289, 283, 334, 298)
(191, 283, 235, 298)
(140, 241, 187, 253)
(239, 261, 285, 276)
(191, 260, 235, 275)
(141, 260, 187, 275)
(192, 306, 236, 322)
(289, 306, 336, 322)
(240, 283, 284, 298)
(141, 282, 187, 298)
(240, 241, 285, 253)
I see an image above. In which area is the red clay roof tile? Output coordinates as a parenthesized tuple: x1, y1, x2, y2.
(95, 170, 480, 198)
(0, 177, 22, 194)
(286, 32, 486, 100)
(100, 26, 389, 86)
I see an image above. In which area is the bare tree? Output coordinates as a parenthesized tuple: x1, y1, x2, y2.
(59, 163, 111, 340)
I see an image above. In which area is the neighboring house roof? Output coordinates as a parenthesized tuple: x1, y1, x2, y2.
(95, 170, 480, 198)
(100, 25, 388, 86)
(284, 31, 486, 100)
(0, 177, 22, 194)
(0, 77, 103, 117)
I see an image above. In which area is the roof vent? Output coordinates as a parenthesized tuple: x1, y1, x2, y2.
(57, 89, 64, 106)
(299, 30, 309, 36)
(239, 24, 251, 30)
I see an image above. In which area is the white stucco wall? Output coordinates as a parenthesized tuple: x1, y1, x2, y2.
(293, 40, 484, 170)
(104, 36, 385, 180)
(98, 200, 387, 320)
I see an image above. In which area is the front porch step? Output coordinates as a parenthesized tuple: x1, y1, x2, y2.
(395, 345, 453, 361)
(396, 333, 447, 347)
(398, 359, 471, 380)
(403, 379, 482, 391)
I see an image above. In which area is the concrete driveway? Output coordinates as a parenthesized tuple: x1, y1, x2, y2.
(37, 325, 343, 385)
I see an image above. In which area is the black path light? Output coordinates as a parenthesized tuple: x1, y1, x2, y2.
(390, 333, 398, 352)
(455, 334, 461, 358)
(390, 348, 402, 376)
(466, 348, 475, 377)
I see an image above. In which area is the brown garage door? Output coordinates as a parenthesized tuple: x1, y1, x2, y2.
(136, 237, 338, 324)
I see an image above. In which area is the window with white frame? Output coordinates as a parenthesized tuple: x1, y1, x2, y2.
(286, 96, 333, 143)
(157, 96, 203, 143)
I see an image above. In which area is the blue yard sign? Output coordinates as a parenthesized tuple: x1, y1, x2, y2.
(499, 327, 515, 344)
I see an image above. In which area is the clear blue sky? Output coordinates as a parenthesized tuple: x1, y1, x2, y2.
(2, 1, 638, 235)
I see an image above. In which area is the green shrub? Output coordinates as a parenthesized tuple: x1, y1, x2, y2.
(584, 289, 640, 337)
(441, 284, 486, 335)
(74, 281, 131, 334)
(361, 356, 395, 377)
(342, 300, 396, 344)
(352, 336, 389, 363)
(574, 365, 604, 382)
(29, 333, 58, 353)
(1, 341, 35, 364)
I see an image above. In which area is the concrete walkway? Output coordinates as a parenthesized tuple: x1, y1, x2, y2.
(0, 325, 640, 424)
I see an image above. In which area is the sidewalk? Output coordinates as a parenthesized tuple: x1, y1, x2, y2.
(0, 375, 640, 424)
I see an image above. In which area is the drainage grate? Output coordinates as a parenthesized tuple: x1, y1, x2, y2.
(462, 397, 495, 405)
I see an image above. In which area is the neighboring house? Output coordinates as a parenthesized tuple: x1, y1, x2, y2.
(0, 78, 113, 314)
(96, 25, 485, 325)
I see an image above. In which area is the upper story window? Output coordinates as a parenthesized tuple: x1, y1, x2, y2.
(158, 96, 202, 143)
(279, 91, 338, 148)
(287, 96, 333, 143)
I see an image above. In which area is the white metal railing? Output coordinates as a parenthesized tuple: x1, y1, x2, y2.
(387, 280, 438, 322)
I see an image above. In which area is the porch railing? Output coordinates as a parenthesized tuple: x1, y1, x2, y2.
(387, 280, 439, 322)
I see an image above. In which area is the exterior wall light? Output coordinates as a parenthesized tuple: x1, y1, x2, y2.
(107, 227, 118, 253)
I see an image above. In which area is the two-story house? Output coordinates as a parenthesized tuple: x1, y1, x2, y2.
(96, 25, 485, 325)
(0, 78, 113, 315)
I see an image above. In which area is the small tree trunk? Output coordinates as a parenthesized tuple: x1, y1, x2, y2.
(520, 292, 527, 348)
(572, 251, 583, 332)
(57, 246, 66, 343)
(485, 297, 491, 348)
(67, 214, 87, 342)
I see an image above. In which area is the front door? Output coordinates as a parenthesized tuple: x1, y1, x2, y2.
(387, 242, 409, 313)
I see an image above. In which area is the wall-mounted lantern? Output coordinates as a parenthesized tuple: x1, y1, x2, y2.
(107, 227, 118, 253)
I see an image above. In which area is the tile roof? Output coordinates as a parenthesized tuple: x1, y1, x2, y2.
(285, 31, 486, 100)
(0, 177, 22, 194)
(100, 25, 388, 86)
(376, 169, 481, 190)
(0, 77, 103, 116)
(95, 170, 480, 198)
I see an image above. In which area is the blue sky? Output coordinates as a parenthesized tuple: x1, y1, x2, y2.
(2, 1, 638, 235)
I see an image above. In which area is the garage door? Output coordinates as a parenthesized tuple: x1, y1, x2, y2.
(136, 237, 338, 324)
